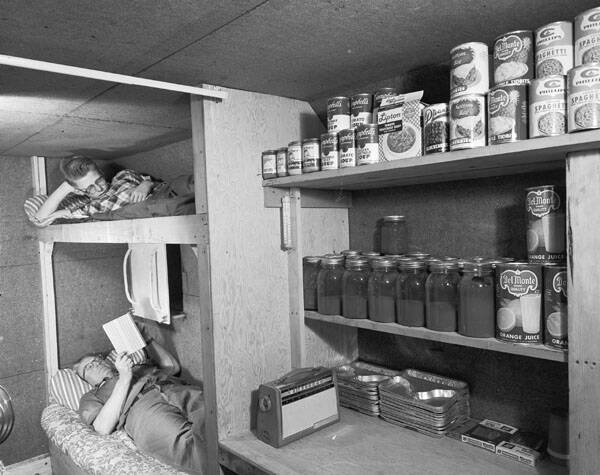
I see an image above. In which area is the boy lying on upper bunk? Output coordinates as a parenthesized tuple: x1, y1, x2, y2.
(73, 325, 205, 474)
(24, 156, 195, 226)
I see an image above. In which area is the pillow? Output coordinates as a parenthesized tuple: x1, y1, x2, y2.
(106, 348, 148, 366)
(49, 369, 92, 411)
(23, 193, 90, 227)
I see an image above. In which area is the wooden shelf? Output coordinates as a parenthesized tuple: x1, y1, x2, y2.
(305, 311, 567, 363)
(37, 214, 206, 244)
(262, 130, 600, 190)
(219, 408, 566, 475)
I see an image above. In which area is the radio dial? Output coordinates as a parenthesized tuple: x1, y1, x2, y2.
(259, 395, 272, 412)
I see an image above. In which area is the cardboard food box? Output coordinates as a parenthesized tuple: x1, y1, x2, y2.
(377, 91, 425, 161)
(461, 419, 519, 452)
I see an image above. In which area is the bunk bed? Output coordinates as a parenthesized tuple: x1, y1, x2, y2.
(14, 56, 226, 475)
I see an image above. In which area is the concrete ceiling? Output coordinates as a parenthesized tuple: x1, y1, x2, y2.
(0, 0, 596, 158)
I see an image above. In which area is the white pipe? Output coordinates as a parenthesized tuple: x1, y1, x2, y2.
(0, 54, 227, 100)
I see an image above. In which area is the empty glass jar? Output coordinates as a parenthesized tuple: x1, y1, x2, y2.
(342, 258, 370, 319)
(425, 259, 460, 332)
(317, 255, 345, 315)
(303, 256, 321, 310)
(380, 215, 408, 255)
(396, 259, 427, 327)
(368, 258, 398, 323)
(458, 261, 495, 337)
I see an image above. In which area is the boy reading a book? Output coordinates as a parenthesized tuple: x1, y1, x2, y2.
(74, 328, 205, 474)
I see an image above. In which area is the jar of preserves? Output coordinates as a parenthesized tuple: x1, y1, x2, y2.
(425, 260, 460, 331)
(396, 259, 427, 327)
(302, 256, 321, 310)
(458, 262, 495, 337)
(342, 258, 370, 319)
(368, 258, 398, 323)
(380, 216, 408, 255)
(317, 255, 345, 315)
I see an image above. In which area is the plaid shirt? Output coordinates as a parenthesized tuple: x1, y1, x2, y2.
(74, 170, 163, 215)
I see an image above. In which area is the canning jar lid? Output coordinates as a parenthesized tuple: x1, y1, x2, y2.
(371, 258, 396, 269)
(341, 249, 362, 256)
(361, 251, 381, 257)
(429, 259, 459, 271)
(398, 259, 426, 270)
(346, 258, 369, 269)
(462, 261, 494, 272)
(383, 215, 406, 222)
(321, 256, 345, 266)
(303, 256, 321, 264)
(262, 150, 277, 155)
(302, 137, 320, 143)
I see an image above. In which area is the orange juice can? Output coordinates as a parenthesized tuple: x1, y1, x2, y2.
(543, 264, 568, 350)
(525, 185, 566, 263)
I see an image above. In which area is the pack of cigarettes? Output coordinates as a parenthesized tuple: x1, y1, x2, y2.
(461, 419, 518, 452)
(496, 441, 543, 467)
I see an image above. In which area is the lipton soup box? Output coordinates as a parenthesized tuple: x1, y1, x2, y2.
(377, 91, 425, 161)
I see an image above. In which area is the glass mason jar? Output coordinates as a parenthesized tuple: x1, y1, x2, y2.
(302, 256, 321, 310)
(341, 249, 362, 260)
(380, 216, 408, 255)
(458, 262, 495, 337)
(317, 255, 345, 315)
(396, 259, 427, 327)
(368, 258, 398, 323)
(342, 258, 370, 319)
(425, 260, 460, 332)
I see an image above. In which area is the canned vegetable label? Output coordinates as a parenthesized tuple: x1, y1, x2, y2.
(302, 139, 320, 173)
(423, 103, 449, 154)
(450, 42, 489, 97)
(488, 82, 528, 144)
(543, 264, 568, 350)
(287, 142, 302, 176)
(529, 77, 567, 137)
(496, 262, 543, 343)
(449, 95, 486, 150)
(493, 31, 534, 84)
(526, 185, 566, 263)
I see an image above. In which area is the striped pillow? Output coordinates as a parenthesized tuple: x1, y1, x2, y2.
(49, 369, 92, 411)
(23, 193, 90, 226)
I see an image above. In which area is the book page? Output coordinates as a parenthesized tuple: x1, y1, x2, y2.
(102, 313, 146, 354)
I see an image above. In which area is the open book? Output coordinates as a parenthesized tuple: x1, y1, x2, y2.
(102, 313, 146, 354)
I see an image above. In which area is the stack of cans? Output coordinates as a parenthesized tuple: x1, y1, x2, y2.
(379, 369, 470, 438)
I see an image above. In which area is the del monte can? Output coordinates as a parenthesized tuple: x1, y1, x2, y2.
(526, 185, 566, 264)
(543, 263, 568, 350)
(496, 262, 543, 344)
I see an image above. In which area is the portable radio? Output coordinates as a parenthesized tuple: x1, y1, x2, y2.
(255, 366, 339, 448)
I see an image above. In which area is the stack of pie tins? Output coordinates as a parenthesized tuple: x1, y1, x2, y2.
(378, 369, 471, 438)
(334, 361, 401, 417)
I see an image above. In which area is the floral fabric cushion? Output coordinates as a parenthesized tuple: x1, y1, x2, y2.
(41, 403, 187, 475)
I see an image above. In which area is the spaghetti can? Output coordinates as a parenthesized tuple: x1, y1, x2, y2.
(261, 150, 277, 179)
(529, 76, 567, 138)
(355, 123, 379, 166)
(350, 93, 373, 128)
(338, 128, 356, 168)
(327, 96, 351, 132)
(286, 141, 303, 176)
(575, 6, 600, 65)
(301, 138, 320, 173)
(450, 42, 489, 98)
(535, 21, 574, 77)
(423, 103, 449, 154)
(493, 30, 534, 85)
(496, 262, 543, 344)
(276, 147, 288, 177)
(487, 80, 528, 145)
(320, 132, 339, 170)
(526, 185, 566, 264)
(543, 263, 568, 350)
(449, 94, 486, 150)
(567, 64, 600, 132)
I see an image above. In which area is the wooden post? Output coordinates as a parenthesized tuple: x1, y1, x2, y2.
(566, 150, 600, 473)
(31, 156, 59, 385)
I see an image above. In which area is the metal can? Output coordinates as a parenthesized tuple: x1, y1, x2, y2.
(493, 30, 534, 85)
(529, 76, 567, 138)
(487, 80, 528, 145)
(543, 263, 568, 350)
(449, 94, 486, 150)
(373, 87, 398, 120)
(575, 6, 600, 66)
(286, 141, 302, 176)
(535, 21, 574, 77)
(320, 132, 339, 170)
(423, 103, 449, 154)
(526, 185, 566, 264)
(327, 96, 351, 133)
(496, 262, 543, 344)
(355, 123, 379, 166)
(261, 150, 277, 179)
(350, 93, 373, 128)
(450, 42, 489, 98)
(567, 64, 600, 132)
(339, 128, 356, 168)
(301, 138, 320, 173)
(275, 147, 288, 177)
